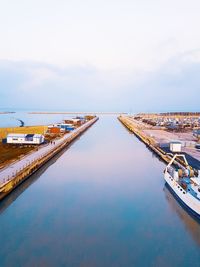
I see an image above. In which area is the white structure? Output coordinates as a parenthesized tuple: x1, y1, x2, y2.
(164, 154, 200, 218)
(71, 119, 82, 125)
(60, 123, 73, 127)
(48, 124, 61, 128)
(170, 141, 182, 152)
(7, 134, 44, 144)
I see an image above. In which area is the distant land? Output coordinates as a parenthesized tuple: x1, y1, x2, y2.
(28, 111, 127, 115)
(0, 111, 15, 114)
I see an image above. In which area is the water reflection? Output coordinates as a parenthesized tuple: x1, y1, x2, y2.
(0, 139, 78, 213)
(0, 116, 199, 267)
(163, 185, 200, 246)
(119, 120, 168, 165)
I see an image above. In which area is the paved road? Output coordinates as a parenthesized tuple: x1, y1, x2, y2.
(0, 120, 95, 185)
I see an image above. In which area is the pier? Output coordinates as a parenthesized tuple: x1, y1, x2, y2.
(0, 117, 98, 200)
(118, 115, 200, 168)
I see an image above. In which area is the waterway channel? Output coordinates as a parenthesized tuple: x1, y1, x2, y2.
(0, 116, 199, 267)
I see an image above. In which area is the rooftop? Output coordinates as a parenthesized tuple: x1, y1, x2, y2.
(7, 133, 43, 138)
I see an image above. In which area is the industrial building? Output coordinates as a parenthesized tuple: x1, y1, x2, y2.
(47, 123, 75, 134)
(47, 116, 88, 135)
(134, 113, 200, 131)
(64, 118, 85, 126)
(7, 134, 44, 145)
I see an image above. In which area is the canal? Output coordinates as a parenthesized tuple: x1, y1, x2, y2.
(0, 116, 199, 267)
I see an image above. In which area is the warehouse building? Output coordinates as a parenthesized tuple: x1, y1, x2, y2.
(7, 133, 44, 145)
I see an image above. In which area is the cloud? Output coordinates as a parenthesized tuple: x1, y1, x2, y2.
(125, 50, 200, 112)
(0, 60, 125, 111)
(0, 51, 200, 112)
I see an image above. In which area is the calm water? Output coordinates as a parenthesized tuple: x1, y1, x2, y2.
(0, 111, 85, 127)
(0, 116, 199, 267)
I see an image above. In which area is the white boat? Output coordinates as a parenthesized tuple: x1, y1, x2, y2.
(164, 154, 200, 219)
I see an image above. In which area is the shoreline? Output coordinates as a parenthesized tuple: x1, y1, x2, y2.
(28, 111, 127, 114)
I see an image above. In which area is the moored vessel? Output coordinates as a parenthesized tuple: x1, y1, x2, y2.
(164, 154, 200, 219)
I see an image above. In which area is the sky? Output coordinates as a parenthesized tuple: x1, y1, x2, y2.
(0, 0, 200, 112)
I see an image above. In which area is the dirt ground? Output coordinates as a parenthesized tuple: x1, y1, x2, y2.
(0, 143, 35, 169)
(143, 129, 196, 144)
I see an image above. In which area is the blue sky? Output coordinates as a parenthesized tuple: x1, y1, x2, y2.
(0, 0, 200, 112)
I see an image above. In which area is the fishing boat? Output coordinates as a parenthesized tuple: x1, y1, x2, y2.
(164, 154, 200, 219)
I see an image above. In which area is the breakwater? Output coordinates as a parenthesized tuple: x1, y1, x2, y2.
(0, 117, 98, 200)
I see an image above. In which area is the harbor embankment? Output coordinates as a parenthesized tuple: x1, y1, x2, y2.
(118, 116, 172, 163)
(0, 117, 98, 200)
(118, 115, 200, 169)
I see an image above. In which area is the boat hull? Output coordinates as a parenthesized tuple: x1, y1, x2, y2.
(164, 172, 200, 220)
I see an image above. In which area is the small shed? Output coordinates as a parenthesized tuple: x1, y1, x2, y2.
(7, 133, 44, 144)
(170, 141, 182, 152)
